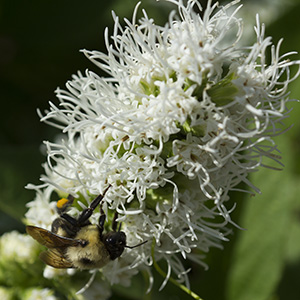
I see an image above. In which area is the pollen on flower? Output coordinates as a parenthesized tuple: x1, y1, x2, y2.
(25, 0, 300, 296)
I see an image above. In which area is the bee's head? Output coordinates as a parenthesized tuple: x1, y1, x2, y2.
(103, 231, 126, 260)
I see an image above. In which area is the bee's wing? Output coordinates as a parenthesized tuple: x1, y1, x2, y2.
(40, 249, 73, 269)
(26, 225, 81, 248)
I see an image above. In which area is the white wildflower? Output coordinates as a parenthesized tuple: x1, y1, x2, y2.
(77, 275, 112, 300)
(0, 287, 12, 300)
(43, 265, 76, 279)
(25, 185, 57, 229)
(23, 288, 57, 300)
(25, 0, 300, 295)
(0, 231, 38, 263)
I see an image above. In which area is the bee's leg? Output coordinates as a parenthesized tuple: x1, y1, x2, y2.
(98, 204, 106, 227)
(53, 194, 80, 236)
(77, 185, 110, 226)
(56, 195, 75, 216)
(51, 218, 63, 234)
(111, 212, 120, 232)
(98, 204, 106, 238)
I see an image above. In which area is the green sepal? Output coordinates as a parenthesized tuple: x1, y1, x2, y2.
(207, 72, 239, 106)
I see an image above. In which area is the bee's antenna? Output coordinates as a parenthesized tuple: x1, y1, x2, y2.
(118, 222, 122, 232)
(125, 240, 148, 249)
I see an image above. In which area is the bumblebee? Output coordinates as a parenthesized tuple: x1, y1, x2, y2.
(26, 186, 146, 269)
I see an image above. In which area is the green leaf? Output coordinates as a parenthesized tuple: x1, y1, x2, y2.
(225, 76, 300, 300)
(226, 96, 300, 300)
(226, 169, 296, 300)
(226, 2, 300, 299)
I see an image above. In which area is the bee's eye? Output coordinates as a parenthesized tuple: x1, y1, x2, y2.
(105, 231, 126, 247)
(107, 235, 122, 245)
(104, 231, 127, 260)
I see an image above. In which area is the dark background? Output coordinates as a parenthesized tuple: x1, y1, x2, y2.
(0, 0, 171, 233)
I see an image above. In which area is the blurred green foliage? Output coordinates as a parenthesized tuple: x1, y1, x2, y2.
(0, 0, 300, 299)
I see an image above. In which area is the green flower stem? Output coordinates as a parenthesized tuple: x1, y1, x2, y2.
(151, 240, 203, 300)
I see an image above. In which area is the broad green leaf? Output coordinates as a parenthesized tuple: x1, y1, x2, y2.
(226, 2, 300, 299)
(226, 163, 297, 300)
(225, 76, 300, 300)
(226, 78, 300, 300)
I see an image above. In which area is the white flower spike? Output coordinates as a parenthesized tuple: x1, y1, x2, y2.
(25, 0, 300, 298)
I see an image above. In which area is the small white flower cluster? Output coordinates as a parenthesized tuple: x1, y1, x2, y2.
(0, 231, 60, 299)
(25, 186, 57, 229)
(25, 0, 299, 293)
(23, 288, 57, 300)
(0, 287, 12, 300)
(0, 231, 38, 263)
